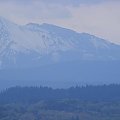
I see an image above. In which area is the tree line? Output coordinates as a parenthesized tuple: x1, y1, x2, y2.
(0, 84, 120, 104)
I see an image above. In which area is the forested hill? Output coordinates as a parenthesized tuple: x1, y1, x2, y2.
(0, 84, 120, 104)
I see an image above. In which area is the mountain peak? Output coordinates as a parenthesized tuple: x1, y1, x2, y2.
(26, 23, 40, 27)
(0, 16, 13, 25)
(26, 23, 42, 31)
(0, 17, 120, 69)
(0, 16, 9, 27)
(0, 16, 7, 22)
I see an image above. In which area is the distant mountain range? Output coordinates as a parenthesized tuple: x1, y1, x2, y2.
(0, 17, 120, 89)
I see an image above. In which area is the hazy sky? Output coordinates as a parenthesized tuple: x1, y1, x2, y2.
(0, 0, 120, 44)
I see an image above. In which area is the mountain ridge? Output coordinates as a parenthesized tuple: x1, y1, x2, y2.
(0, 17, 120, 88)
(0, 17, 120, 69)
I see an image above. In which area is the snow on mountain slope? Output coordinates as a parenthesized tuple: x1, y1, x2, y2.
(26, 23, 120, 60)
(0, 17, 120, 69)
(0, 18, 73, 54)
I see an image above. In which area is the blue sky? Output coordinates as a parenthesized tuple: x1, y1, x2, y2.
(0, 0, 120, 44)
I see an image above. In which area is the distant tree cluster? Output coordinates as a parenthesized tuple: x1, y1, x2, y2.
(0, 84, 120, 104)
(0, 84, 120, 120)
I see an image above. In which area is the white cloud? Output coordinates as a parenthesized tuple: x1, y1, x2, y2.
(0, 1, 120, 44)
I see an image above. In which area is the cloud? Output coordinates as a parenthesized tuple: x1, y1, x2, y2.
(67, 1, 120, 44)
(0, 0, 71, 22)
(1, 0, 119, 6)
(0, 0, 120, 44)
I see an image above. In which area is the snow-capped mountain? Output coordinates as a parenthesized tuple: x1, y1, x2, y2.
(0, 17, 120, 69)
(0, 17, 120, 89)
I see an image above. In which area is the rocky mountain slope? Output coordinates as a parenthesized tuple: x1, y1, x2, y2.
(0, 17, 120, 88)
(0, 17, 120, 69)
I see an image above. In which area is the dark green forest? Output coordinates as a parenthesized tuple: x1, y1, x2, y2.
(0, 84, 120, 120)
